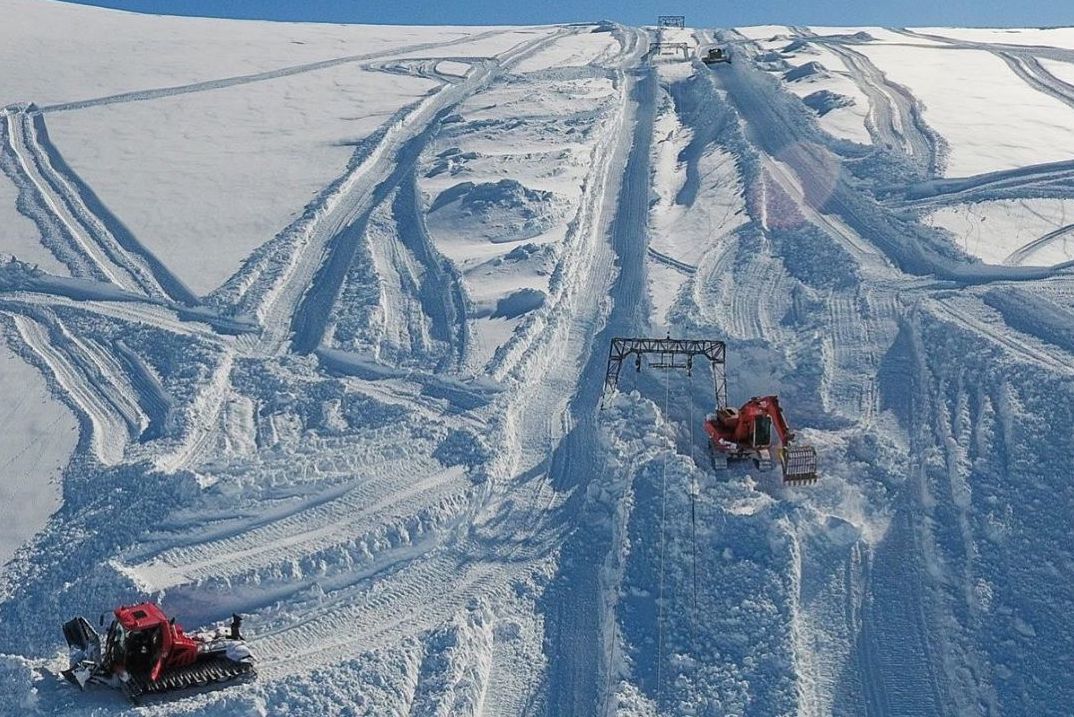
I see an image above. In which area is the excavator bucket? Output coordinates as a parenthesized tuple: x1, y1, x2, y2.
(779, 444, 818, 484)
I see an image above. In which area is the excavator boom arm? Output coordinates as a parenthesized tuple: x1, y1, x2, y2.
(757, 396, 795, 445)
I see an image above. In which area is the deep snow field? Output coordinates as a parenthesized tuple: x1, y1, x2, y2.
(2, 1, 1074, 714)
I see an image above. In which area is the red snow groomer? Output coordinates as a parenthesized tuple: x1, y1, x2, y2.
(603, 336, 818, 484)
(62, 602, 255, 704)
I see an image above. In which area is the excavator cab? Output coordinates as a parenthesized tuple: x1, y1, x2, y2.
(752, 415, 772, 448)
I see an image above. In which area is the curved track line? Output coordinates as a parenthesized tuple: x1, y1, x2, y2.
(7, 312, 130, 465)
(3, 109, 133, 288)
(286, 29, 571, 360)
(29, 113, 199, 304)
(794, 29, 943, 175)
(647, 246, 697, 274)
(36, 28, 520, 114)
(1003, 221, 1074, 266)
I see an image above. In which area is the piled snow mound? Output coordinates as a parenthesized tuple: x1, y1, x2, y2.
(595, 393, 797, 713)
(429, 179, 563, 243)
(756, 51, 793, 69)
(425, 148, 481, 178)
(0, 654, 38, 711)
(802, 89, 856, 116)
(783, 61, 828, 82)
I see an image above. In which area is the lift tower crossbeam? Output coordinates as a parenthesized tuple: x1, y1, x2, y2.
(602, 336, 727, 409)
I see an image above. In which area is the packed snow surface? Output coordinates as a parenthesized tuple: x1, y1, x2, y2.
(2, 3, 1074, 715)
(0, 339, 77, 566)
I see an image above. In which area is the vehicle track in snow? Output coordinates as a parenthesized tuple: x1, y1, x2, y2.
(246, 30, 569, 358)
(2, 107, 137, 289)
(391, 172, 470, 370)
(45, 27, 650, 701)
(242, 21, 651, 698)
(127, 460, 471, 597)
(794, 28, 944, 175)
(926, 296, 1074, 377)
(995, 51, 1074, 112)
(694, 33, 1074, 715)
(4, 311, 134, 465)
(288, 115, 469, 369)
(708, 35, 1073, 285)
(888, 158, 1074, 207)
(8, 20, 1074, 716)
(891, 28, 1074, 67)
(537, 39, 656, 716)
(647, 246, 696, 274)
(148, 30, 569, 481)
(347, 193, 443, 366)
(3, 108, 205, 305)
(154, 351, 234, 473)
(34, 28, 520, 114)
(673, 33, 985, 715)
(1003, 221, 1074, 266)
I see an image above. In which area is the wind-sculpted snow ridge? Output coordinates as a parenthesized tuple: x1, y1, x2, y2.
(3, 8, 1074, 715)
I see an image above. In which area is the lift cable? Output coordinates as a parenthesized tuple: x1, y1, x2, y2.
(656, 361, 671, 710)
(688, 381, 700, 639)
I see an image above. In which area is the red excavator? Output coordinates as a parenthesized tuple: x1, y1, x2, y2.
(603, 336, 818, 484)
(703, 395, 817, 483)
(62, 602, 255, 704)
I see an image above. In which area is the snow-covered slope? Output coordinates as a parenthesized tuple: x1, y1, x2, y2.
(2, 2, 1074, 714)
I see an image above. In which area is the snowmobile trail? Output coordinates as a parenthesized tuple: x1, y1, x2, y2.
(796, 29, 943, 175)
(253, 30, 569, 357)
(1003, 221, 1074, 266)
(34, 27, 520, 114)
(6, 312, 131, 465)
(2, 108, 136, 289)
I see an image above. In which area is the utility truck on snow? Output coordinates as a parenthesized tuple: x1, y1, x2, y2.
(62, 602, 255, 704)
(702, 47, 731, 64)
